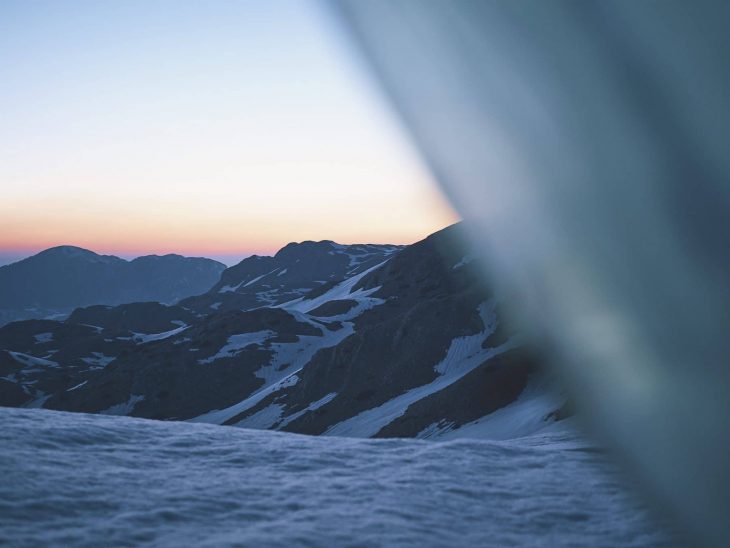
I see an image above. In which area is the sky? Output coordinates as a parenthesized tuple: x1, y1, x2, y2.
(0, 0, 457, 266)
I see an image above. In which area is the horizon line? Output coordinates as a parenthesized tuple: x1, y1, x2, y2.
(0, 224, 453, 267)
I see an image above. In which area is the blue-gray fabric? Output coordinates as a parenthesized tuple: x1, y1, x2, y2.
(333, 2, 730, 546)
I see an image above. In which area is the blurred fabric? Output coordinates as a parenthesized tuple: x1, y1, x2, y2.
(332, 1, 730, 546)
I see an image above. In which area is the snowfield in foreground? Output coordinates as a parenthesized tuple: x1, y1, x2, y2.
(0, 408, 677, 547)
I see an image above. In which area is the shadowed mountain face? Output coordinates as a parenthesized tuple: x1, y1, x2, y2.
(0, 225, 563, 439)
(0, 247, 226, 326)
(180, 241, 402, 314)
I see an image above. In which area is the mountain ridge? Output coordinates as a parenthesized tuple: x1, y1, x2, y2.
(0, 247, 226, 326)
(180, 239, 402, 314)
(0, 224, 564, 440)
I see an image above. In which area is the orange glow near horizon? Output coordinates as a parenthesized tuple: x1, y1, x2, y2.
(0, 184, 457, 259)
(0, 157, 458, 258)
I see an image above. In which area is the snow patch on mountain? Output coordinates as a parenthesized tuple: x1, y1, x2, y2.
(198, 330, 275, 365)
(280, 260, 388, 315)
(100, 394, 145, 416)
(434, 378, 564, 441)
(190, 370, 300, 425)
(243, 269, 280, 288)
(9, 351, 59, 369)
(191, 322, 354, 426)
(33, 332, 53, 344)
(219, 269, 281, 294)
(133, 325, 189, 344)
(66, 380, 88, 392)
(324, 301, 519, 438)
(219, 282, 243, 293)
(22, 392, 51, 408)
(235, 392, 340, 430)
(452, 254, 475, 269)
(279, 392, 338, 429)
(235, 403, 284, 429)
(80, 352, 115, 368)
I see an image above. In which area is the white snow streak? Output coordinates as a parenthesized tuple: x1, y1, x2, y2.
(66, 381, 88, 392)
(452, 254, 475, 269)
(100, 395, 145, 416)
(191, 322, 353, 425)
(434, 377, 564, 441)
(80, 353, 115, 368)
(9, 352, 59, 369)
(278, 259, 388, 320)
(198, 331, 275, 365)
(278, 392, 338, 429)
(133, 325, 189, 344)
(325, 301, 518, 438)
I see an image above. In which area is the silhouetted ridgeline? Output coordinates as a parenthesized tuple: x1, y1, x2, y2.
(0, 247, 225, 325)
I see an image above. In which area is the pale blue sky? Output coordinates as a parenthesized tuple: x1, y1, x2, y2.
(0, 0, 455, 265)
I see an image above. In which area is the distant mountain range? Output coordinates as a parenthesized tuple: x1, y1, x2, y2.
(0, 247, 226, 326)
(0, 225, 565, 439)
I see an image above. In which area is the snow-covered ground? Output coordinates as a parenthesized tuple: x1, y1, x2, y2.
(0, 407, 676, 547)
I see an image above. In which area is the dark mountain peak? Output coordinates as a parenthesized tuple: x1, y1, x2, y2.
(133, 253, 185, 261)
(353, 223, 478, 300)
(274, 240, 339, 261)
(182, 240, 404, 315)
(0, 247, 226, 324)
(35, 246, 121, 264)
(219, 254, 276, 279)
(130, 254, 225, 269)
(45, 245, 93, 255)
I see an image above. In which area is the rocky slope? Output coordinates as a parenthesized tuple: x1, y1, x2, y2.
(0, 247, 225, 325)
(179, 241, 401, 314)
(0, 225, 563, 439)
